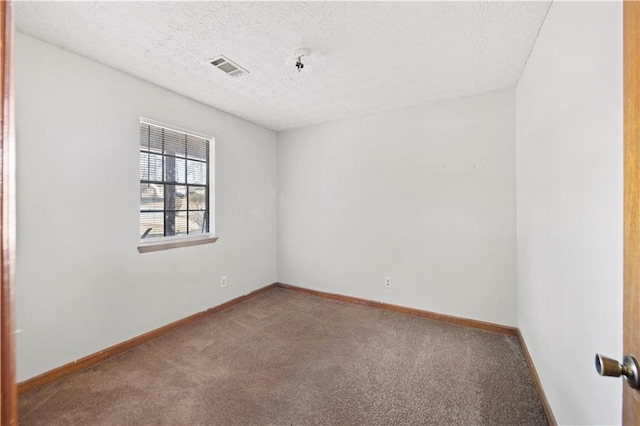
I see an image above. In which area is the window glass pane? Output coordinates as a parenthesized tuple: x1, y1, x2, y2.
(187, 160, 207, 184)
(140, 121, 212, 243)
(140, 212, 164, 239)
(176, 158, 186, 183)
(140, 184, 164, 211)
(174, 212, 188, 235)
(165, 185, 187, 211)
(164, 157, 186, 183)
(140, 153, 163, 182)
(150, 154, 163, 182)
(139, 152, 148, 180)
(189, 211, 206, 233)
(188, 187, 207, 210)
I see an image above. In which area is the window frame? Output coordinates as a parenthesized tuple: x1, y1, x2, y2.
(137, 117, 217, 253)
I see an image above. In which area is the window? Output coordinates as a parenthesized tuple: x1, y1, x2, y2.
(138, 118, 216, 253)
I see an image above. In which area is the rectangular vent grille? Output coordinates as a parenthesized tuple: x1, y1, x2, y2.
(208, 55, 249, 78)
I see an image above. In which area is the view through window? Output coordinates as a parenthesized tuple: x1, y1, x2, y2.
(139, 120, 212, 240)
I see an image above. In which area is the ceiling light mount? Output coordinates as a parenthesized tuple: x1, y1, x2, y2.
(291, 48, 310, 73)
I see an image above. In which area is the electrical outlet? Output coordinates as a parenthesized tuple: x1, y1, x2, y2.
(221, 276, 227, 288)
(384, 277, 392, 289)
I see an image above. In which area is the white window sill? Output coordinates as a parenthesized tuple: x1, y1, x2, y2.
(138, 234, 219, 253)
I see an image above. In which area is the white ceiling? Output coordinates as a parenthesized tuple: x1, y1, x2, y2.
(16, 1, 551, 132)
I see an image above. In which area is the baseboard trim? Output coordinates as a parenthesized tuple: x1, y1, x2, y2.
(517, 330, 557, 426)
(275, 282, 518, 336)
(18, 282, 278, 394)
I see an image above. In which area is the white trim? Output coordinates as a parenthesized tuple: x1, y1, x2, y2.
(140, 117, 213, 141)
(139, 117, 216, 245)
(138, 233, 218, 254)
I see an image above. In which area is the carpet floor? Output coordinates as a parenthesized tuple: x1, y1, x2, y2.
(19, 288, 547, 425)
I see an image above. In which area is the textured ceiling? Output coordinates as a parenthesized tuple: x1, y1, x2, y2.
(16, 1, 551, 131)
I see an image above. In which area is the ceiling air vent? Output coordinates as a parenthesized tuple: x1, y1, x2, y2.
(208, 55, 249, 78)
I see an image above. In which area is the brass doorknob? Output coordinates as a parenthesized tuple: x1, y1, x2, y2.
(595, 354, 640, 389)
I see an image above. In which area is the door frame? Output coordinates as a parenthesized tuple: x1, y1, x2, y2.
(624, 1, 640, 424)
(0, 1, 16, 424)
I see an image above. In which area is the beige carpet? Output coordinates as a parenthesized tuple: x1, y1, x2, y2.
(19, 288, 547, 425)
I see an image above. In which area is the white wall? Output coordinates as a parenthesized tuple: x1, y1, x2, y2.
(516, 2, 623, 424)
(17, 6, 624, 424)
(15, 33, 278, 381)
(278, 90, 517, 326)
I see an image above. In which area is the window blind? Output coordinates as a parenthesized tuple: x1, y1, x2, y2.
(139, 121, 212, 239)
